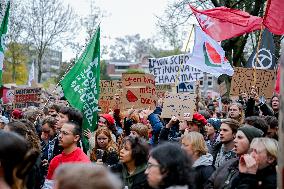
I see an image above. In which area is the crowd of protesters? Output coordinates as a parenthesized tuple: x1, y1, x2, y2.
(0, 86, 280, 189)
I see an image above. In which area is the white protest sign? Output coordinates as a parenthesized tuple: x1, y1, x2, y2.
(148, 54, 204, 84)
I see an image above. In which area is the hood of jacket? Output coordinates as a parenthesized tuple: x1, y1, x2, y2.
(121, 163, 147, 179)
(193, 153, 213, 167)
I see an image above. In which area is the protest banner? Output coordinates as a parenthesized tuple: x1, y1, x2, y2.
(219, 81, 227, 97)
(230, 67, 276, 99)
(122, 73, 157, 110)
(161, 92, 196, 120)
(156, 84, 172, 99)
(149, 54, 203, 84)
(14, 87, 42, 109)
(99, 80, 122, 113)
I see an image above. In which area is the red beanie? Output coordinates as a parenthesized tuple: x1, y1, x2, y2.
(12, 109, 23, 119)
(192, 113, 207, 126)
(100, 114, 115, 125)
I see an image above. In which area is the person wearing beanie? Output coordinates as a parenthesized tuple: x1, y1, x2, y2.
(11, 109, 23, 120)
(205, 118, 221, 154)
(188, 113, 207, 135)
(205, 125, 263, 189)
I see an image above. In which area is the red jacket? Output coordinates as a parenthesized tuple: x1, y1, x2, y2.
(46, 147, 90, 179)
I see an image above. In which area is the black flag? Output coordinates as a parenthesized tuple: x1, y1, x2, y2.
(246, 29, 276, 70)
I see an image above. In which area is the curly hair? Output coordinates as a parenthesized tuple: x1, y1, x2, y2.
(7, 121, 41, 152)
(121, 136, 149, 167)
(150, 142, 194, 189)
(90, 127, 118, 161)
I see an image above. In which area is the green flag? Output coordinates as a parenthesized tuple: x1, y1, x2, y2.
(60, 27, 100, 146)
(0, 1, 10, 86)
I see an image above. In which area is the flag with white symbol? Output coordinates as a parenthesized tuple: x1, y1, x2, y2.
(246, 29, 276, 70)
(190, 5, 263, 41)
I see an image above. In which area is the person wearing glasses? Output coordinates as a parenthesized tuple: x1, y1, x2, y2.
(42, 121, 90, 189)
(145, 142, 194, 189)
(111, 136, 150, 189)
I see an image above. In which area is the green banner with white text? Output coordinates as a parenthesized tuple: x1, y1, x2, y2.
(60, 27, 100, 147)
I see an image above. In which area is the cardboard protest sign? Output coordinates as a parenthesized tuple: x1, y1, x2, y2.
(219, 81, 227, 97)
(14, 87, 42, 109)
(149, 54, 203, 84)
(161, 92, 196, 120)
(230, 67, 276, 99)
(156, 84, 172, 99)
(176, 82, 195, 93)
(99, 80, 122, 113)
(122, 73, 157, 110)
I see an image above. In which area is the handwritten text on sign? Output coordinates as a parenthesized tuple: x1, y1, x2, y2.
(161, 92, 196, 120)
(99, 80, 122, 113)
(149, 54, 203, 84)
(156, 84, 172, 99)
(122, 73, 157, 110)
(230, 67, 276, 99)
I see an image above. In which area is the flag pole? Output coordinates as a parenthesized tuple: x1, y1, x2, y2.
(175, 25, 194, 89)
(253, 24, 264, 86)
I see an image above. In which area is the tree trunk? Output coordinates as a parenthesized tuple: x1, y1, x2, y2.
(37, 54, 43, 83)
(12, 61, 16, 82)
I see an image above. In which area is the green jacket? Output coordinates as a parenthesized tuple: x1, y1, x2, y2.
(111, 163, 150, 189)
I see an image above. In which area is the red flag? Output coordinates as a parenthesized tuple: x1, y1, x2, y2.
(190, 6, 263, 41)
(263, 0, 284, 35)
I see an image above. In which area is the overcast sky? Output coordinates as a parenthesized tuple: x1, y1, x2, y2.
(62, 0, 170, 61)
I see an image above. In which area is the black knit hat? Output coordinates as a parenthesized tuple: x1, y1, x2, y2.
(238, 125, 264, 143)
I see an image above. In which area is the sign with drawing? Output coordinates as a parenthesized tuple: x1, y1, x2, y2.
(122, 73, 157, 110)
(176, 82, 195, 93)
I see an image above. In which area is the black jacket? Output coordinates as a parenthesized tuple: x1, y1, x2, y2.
(194, 164, 215, 189)
(205, 158, 239, 189)
(231, 163, 277, 189)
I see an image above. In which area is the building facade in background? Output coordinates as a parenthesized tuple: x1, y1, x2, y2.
(28, 46, 62, 82)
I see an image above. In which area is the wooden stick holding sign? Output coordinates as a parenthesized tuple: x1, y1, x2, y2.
(175, 25, 194, 88)
(253, 25, 264, 86)
(195, 81, 200, 112)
